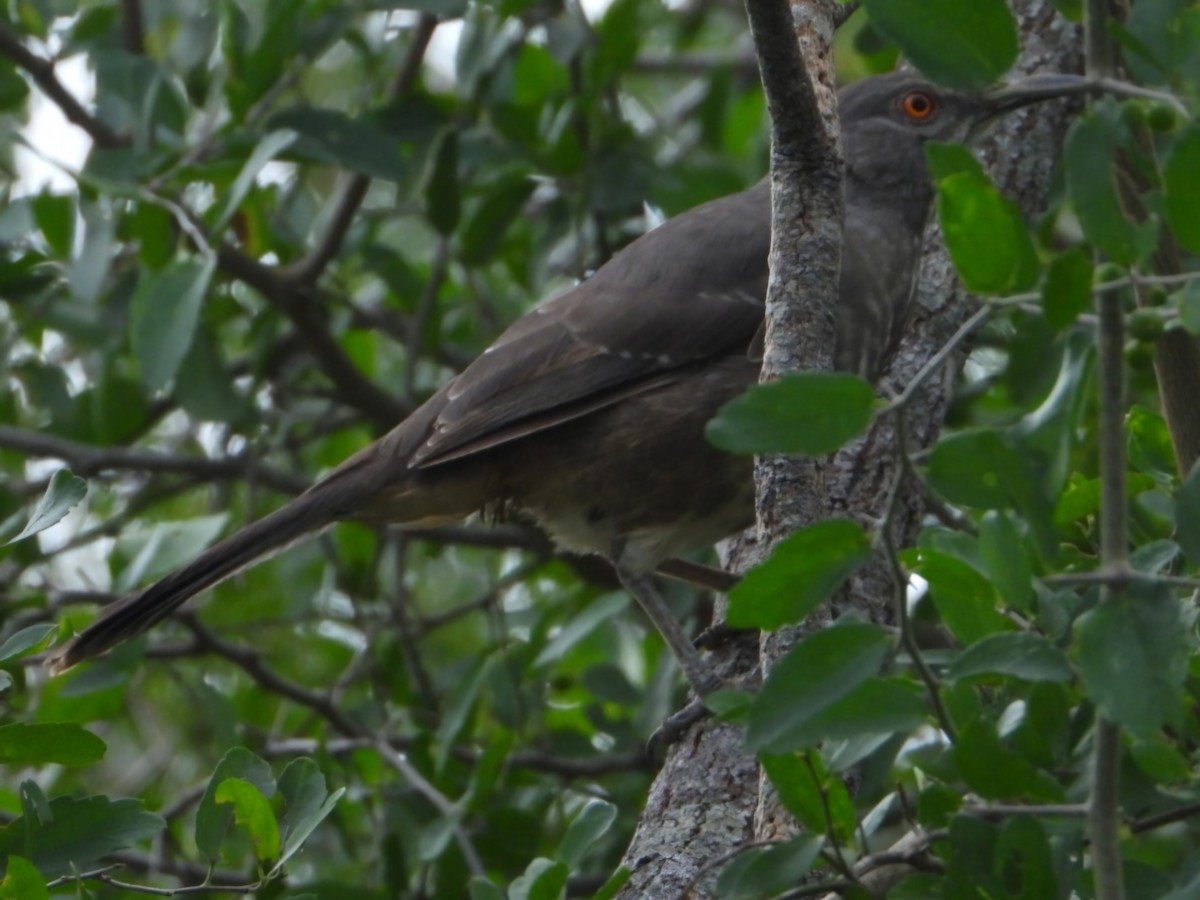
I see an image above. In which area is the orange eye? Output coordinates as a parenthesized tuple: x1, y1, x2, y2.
(901, 90, 937, 120)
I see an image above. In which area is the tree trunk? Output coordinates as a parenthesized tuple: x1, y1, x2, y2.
(617, 1, 1083, 896)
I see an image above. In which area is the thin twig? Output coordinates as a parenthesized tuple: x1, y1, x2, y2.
(56, 871, 261, 895)
(287, 14, 437, 284)
(1129, 800, 1200, 834)
(964, 802, 1088, 819)
(1044, 570, 1200, 590)
(120, 0, 145, 55)
(884, 305, 993, 414)
(371, 735, 487, 877)
(177, 617, 363, 736)
(804, 752, 854, 879)
(881, 413, 956, 740)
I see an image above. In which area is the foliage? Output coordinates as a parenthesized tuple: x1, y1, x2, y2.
(0, 0, 1198, 898)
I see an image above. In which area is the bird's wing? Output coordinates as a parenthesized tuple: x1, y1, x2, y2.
(409, 180, 771, 467)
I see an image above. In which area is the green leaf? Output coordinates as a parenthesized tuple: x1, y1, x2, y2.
(215, 778, 281, 864)
(1076, 581, 1189, 737)
(469, 878, 507, 900)
(267, 106, 426, 182)
(706, 689, 753, 723)
(861, 0, 1018, 90)
(917, 783, 963, 828)
(796, 678, 926, 743)
(1123, 0, 1200, 85)
(977, 511, 1035, 612)
(210, 129, 298, 233)
(761, 753, 855, 841)
(746, 622, 892, 752)
(195, 747, 276, 861)
(1130, 734, 1191, 783)
(926, 143, 1039, 294)
(706, 373, 876, 455)
(0, 793, 165, 877)
(1128, 403, 1178, 477)
(0, 59, 30, 112)
(590, 866, 632, 900)
(955, 719, 1062, 801)
(1065, 105, 1144, 265)
(425, 129, 461, 235)
(728, 519, 871, 629)
(590, 0, 642, 89)
(558, 799, 617, 867)
(926, 429, 1036, 510)
(1176, 460, 1200, 567)
(1165, 125, 1200, 256)
(533, 592, 628, 667)
(125, 202, 175, 268)
(115, 513, 230, 592)
(1042, 246, 1093, 329)
(460, 172, 536, 265)
(511, 44, 570, 105)
(715, 835, 823, 900)
(274, 759, 344, 874)
(435, 655, 490, 758)
(0, 856, 46, 900)
(174, 324, 251, 423)
(901, 548, 1013, 644)
(947, 633, 1073, 683)
(130, 258, 216, 391)
(0, 723, 106, 766)
(508, 857, 568, 900)
(1057, 472, 1157, 527)
(70, 203, 115, 305)
(1175, 279, 1200, 335)
(995, 817, 1057, 897)
(4, 469, 87, 546)
(32, 193, 74, 258)
(0, 624, 56, 662)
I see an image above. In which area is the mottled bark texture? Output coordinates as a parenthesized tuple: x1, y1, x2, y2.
(617, 2, 1081, 897)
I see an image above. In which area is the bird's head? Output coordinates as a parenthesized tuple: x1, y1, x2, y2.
(839, 71, 1088, 193)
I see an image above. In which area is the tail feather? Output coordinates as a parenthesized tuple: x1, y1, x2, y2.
(49, 462, 378, 673)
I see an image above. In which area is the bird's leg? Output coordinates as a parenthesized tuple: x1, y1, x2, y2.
(654, 558, 751, 652)
(655, 558, 741, 593)
(614, 567, 722, 700)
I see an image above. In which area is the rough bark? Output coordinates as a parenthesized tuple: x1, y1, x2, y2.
(617, 1, 1082, 896)
(616, 1, 842, 892)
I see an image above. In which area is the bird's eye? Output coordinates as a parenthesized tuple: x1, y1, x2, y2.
(901, 90, 937, 121)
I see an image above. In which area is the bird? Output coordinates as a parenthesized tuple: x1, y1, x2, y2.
(50, 71, 1084, 686)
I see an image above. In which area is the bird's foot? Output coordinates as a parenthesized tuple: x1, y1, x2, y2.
(694, 621, 753, 650)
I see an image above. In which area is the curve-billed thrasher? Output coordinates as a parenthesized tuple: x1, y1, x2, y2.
(51, 72, 1084, 686)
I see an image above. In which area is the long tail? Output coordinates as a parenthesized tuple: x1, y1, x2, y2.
(49, 457, 384, 673)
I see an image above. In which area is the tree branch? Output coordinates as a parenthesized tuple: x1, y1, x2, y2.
(0, 24, 129, 149)
(214, 243, 409, 427)
(120, 0, 145, 55)
(0, 425, 307, 495)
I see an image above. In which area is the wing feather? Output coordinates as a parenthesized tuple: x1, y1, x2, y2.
(411, 180, 771, 468)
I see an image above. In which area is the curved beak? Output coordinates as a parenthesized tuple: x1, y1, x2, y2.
(979, 73, 1091, 121)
